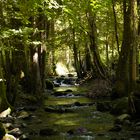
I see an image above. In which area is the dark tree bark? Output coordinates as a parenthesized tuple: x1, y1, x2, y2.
(72, 29, 82, 78)
(86, 6, 107, 79)
(116, 0, 138, 96)
(112, 0, 120, 54)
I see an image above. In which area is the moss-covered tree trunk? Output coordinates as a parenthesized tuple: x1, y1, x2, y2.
(112, 0, 120, 54)
(72, 29, 82, 78)
(86, 6, 106, 79)
(116, 0, 138, 96)
(0, 53, 12, 113)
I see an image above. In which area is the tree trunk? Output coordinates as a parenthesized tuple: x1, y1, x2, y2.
(0, 52, 12, 113)
(112, 0, 120, 54)
(86, 7, 106, 79)
(116, 0, 138, 96)
(72, 29, 82, 78)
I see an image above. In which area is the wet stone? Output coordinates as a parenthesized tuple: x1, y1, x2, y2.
(109, 124, 122, 132)
(8, 128, 23, 137)
(39, 128, 59, 136)
(20, 134, 30, 140)
(64, 89, 73, 92)
(74, 102, 82, 106)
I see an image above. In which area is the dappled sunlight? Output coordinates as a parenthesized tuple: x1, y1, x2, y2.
(54, 119, 80, 126)
(54, 86, 78, 92)
(46, 113, 84, 126)
(45, 96, 92, 106)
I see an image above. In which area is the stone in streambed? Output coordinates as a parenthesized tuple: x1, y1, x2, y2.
(2, 134, 16, 140)
(115, 114, 131, 125)
(109, 124, 122, 132)
(96, 101, 112, 112)
(45, 80, 54, 90)
(0, 122, 6, 139)
(39, 128, 59, 136)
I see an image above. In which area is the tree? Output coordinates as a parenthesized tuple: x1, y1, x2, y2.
(115, 0, 138, 96)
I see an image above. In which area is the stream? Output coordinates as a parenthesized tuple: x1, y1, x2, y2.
(16, 85, 139, 140)
(3, 81, 140, 140)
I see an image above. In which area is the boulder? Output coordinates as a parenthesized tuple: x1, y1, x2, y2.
(52, 91, 66, 96)
(2, 134, 16, 140)
(39, 128, 58, 136)
(115, 114, 131, 125)
(109, 124, 122, 132)
(67, 74, 74, 77)
(133, 97, 140, 117)
(96, 101, 112, 112)
(45, 80, 54, 90)
(64, 89, 73, 93)
(17, 111, 31, 120)
(0, 123, 6, 139)
(8, 128, 23, 137)
(74, 102, 82, 106)
(19, 134, 30, 140)
(110, 97, 129, 115)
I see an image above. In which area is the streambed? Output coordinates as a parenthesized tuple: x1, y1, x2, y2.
(19, 86, 139, 140)
(4, 84, 139, 140)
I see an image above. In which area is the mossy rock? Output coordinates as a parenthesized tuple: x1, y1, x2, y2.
(0, 122, 6, 139)
(110, 97, 129, 115)
(45, 80, 54, 90)
(132, 97, 140, 117)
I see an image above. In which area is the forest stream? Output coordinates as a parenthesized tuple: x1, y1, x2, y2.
(3, 82, 139, 140)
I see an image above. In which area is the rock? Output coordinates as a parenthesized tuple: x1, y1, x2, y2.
(0, 108, 11, 118)
(66, 93, 74, 97)
(55, 77, 65, 84)
(24, 106, 37, 112)
(0, 123, 6, 139)
(3, 123, 13, 130)
(64, 89, 73, 93)
(62, 78, 75, 85)
(9, 128, 23, 137)
(115, 114, 131, 125)
(96, 101, 112, 112)
(17, 111, 31, 119)
(67, 74, 74, 77)
(133, 122, 140, 131)
(133, 97, 140, 117)
(0, 117, 15, 124)
(74, 102, 82, 106)
(44, 106, 56, 113)
(109, 124, 122, 132)
(67, 129, 74, 135)
(21, 123, 27, 128)
(53, 81, 60, 87)
(67, 127, 87, 135)
(52, 91, 66, 96)
(45, 80, 54, 90)
(20, 134, 30, 140)
(2, 134, 16, 140)
(39, 128, 59, 136)
(97, 133, 105, 136)
(110, 97, 129, 115)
